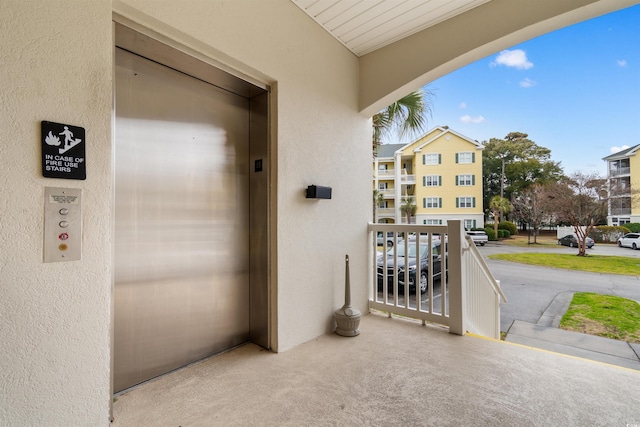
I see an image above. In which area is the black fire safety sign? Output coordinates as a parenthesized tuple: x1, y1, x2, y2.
(41, 121, 86, 180)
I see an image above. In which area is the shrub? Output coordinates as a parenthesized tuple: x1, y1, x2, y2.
(502, 230, 511, 238)
(589, 225, 631, 243)
(498, 221, 517, 235)
(498, 229, 506, 238)
(625, 223, 640, 233)
(484, 227, 497, 241)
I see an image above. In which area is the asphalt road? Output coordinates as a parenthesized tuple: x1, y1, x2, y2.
(479, 242, 640, 332)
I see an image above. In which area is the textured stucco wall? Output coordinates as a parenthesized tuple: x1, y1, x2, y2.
(0, 0, 113, 425)
(1, 0, 370, 424)
(113, 0, 370, 352)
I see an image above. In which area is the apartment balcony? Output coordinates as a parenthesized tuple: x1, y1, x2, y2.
(377, 169, 395, 178)
(609, 167, 631, 177)
(610, 208, 632, 216)
(112, 221, 639, 425)
(400, 172, 415, 185)
(378, 188, 395, 198)
(112, 312, 639, 426)
(399, 217, 416, 224)
(376, 207, 395, 217)
(375, 169, 415, 184)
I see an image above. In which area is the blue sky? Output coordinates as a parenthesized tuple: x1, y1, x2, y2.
(389, 4, 640, 176)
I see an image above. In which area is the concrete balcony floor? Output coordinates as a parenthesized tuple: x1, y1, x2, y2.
(112, 312, 640, 426)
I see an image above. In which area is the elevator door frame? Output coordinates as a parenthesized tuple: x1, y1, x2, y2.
(111, 19, 271, 396)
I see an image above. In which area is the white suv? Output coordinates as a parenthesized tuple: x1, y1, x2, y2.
(617, 233, 640, 250)
(467, 230, 488, 246)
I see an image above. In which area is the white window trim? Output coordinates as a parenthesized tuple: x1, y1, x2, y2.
(458, 174, 473, 186)
(425, 175, 440, 187)
(425, 197, 440, 209)
(458, 152, 473, 164)
(458, 196, 474, 208)
(424, 153, 440, 165)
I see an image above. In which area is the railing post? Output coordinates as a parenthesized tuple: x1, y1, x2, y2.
(447, 220, 465, 335)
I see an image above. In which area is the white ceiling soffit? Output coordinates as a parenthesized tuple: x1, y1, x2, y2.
(292, 0, 492, 56)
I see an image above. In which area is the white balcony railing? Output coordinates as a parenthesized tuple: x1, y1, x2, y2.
(375, 169, 414, 183)
(368, 220, 506, 339)
(461, 235, 507, 339)
(610, 208, 632, 215)
(377, 169, 395, 177)
(399, 217, 416, 224)
(609, 167, 630, 177)
(376, 208, 395, 217)
(400, 174, 415, 184)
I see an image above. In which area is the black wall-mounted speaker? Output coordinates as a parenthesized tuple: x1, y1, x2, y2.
(306, 185, 332, 199)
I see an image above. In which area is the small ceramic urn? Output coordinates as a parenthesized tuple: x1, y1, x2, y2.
(334, 254, 361, 337)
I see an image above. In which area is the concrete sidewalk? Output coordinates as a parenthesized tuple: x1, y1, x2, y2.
(505, 291, 640, 371)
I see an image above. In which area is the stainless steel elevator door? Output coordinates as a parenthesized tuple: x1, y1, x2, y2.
(114, 48, 250, 392)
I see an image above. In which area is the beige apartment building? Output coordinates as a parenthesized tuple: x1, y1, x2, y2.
(373, 127, 484, 229)
(603, 143, 640, 225)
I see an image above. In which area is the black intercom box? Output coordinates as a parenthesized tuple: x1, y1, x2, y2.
(306, 185, 332, 199)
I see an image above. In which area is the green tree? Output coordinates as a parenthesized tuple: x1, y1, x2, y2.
(483, 132, 563, 213)
(400, 197, 417, 224)
(372, 89, 432, 154)
(489, 196, 512, 238)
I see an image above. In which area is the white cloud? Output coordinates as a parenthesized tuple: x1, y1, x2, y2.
(460, 115, 485, 124)
(617, 59, 628, 67)
(491, 49, 533, 70)
(610, 145, 630, 154)
(459, 102, 467, 109)
(519, 78, 537, 88)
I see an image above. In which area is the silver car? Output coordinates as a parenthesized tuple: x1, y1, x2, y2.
(617, 233, 640, 250)
(467, 231, 488, 246)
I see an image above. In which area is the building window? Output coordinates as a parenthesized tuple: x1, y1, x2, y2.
(464, 219, 477, 229)
(424, 197, 442, 208)
(423, 175, 441, 187)
(456, 174, 474, 186)
(424, 219, 442, 225)
(378, 182, 387, 190)
(423, 153, 441, 165)
(456, 197, 475, 208)
(456, 152, 475, 164)
(378, 201, 388, 209)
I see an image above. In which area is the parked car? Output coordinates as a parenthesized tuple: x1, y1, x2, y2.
(407, 233, 446, 247)
(376, 231, 403, 247)
(466, 230, 488, 246)
(558, 234, 594, 248)
(617, 233, 640, 250)
(376, 242, 443, 294)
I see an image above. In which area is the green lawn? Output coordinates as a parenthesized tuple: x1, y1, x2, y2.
(488, 253, 640, 276)
(560, 293, 640, 343)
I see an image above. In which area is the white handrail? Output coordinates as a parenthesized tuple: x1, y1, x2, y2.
(368, 223, 451, 327)
(463, 236, 507, 303)
(368, 222, 506, 339)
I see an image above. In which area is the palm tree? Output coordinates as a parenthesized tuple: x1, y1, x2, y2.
(373, 189, 385, 222)
(372, 89, 432, 154)
(400, 197, 417, 224)
(489, 196, 512, 238)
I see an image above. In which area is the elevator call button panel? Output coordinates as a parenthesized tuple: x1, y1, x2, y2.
(44, 187, 82, 263)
